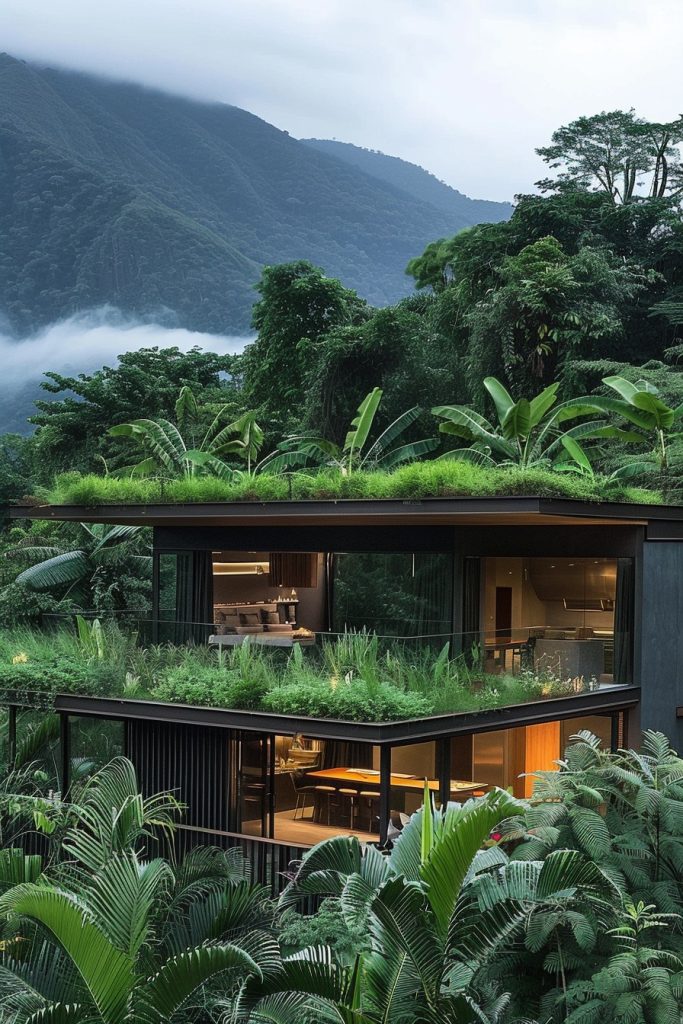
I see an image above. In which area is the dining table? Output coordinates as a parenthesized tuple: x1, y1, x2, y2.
(306, 767, 486, 798)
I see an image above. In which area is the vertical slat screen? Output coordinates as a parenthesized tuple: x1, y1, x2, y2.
(125, 720, 229, 831)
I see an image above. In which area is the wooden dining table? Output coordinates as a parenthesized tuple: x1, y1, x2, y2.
(306, 767, 486, 797)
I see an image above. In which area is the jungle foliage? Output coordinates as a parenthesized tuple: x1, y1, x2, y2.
(0, 733, 682, 1023)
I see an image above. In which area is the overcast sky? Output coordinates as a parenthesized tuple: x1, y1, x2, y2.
(3, 0, 683, 202)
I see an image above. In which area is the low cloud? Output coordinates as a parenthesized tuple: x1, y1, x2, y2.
(0, 308, 253, 434)
(0, 307, 252, 386)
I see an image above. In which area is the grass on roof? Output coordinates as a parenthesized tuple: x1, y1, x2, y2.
(40, 462, 662, 507)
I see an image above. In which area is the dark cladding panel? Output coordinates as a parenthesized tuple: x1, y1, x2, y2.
(125, 720, 229, 832)
(639, 541, 683, 746)
(154, 525, 456, 554)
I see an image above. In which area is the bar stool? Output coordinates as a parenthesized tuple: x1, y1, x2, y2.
(314, 785, 337, 825)
(338, 788, 358, 830)
(359, 790, 380, 832)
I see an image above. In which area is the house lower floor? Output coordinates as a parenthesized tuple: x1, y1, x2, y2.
(57, 694, 631, 852)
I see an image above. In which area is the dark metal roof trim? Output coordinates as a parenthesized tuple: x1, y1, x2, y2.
(55, 685, 640, 745)
(8, 494, 681, 524)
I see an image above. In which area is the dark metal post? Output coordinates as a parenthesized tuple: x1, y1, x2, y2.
(59, 712, 70, 798)
(610, 712, 620, 753)
(379, 745, 391, 846)
(267, 733, 276, 839)
(436, 737, 450, 809)
(151, 549, 160, 643)
(7, 704, 16, 766)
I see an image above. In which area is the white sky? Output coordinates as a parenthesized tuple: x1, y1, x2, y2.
(3, 0, 683, 202)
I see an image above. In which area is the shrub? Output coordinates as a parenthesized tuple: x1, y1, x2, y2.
(262, 677, 433, 722)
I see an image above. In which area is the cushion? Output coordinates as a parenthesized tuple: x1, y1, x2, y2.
(240, 612, 261, 626)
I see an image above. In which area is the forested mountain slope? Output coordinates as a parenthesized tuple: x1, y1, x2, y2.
(0, 54, 509, 335)
(302, 138, 512, 223)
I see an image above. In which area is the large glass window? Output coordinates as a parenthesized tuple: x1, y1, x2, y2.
(480, 556, 633, 685)
(271, 734, 379, 845)
(331, 552, 453, 638)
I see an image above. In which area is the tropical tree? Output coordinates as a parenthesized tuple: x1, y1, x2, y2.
(0, 759, 277, 1023)
(240, 260, 368, 437)
(432, 376, 634, 474)
(276, 387, 438, 474)
(30, 346, 236, 481)
(536, 110, 683, 204)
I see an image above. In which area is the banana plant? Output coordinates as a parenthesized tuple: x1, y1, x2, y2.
(432, 377, 638, 473)
(585, 376, 683, 479)
(274, 388, 439, 475)
(109, 386, 262, 479)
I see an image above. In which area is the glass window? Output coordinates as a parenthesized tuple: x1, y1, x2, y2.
(272, 733, 379, 844)
(70, 717, 125, 783)
(480, 557, 633, 686)
(331, 552, 453, 638)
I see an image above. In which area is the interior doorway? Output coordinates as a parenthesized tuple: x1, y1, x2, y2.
(495, 586, 512, 643)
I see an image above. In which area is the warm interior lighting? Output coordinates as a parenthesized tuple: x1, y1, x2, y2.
(212, 561, 270, 576)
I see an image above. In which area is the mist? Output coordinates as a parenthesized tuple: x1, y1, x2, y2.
(0, 307, 253, 434)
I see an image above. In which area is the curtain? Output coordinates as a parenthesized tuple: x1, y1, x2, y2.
(462, 557, 481, 663)
(614, 558, 634, 684)
(175, 551, 214, 644)
(321, 740, 373, 770)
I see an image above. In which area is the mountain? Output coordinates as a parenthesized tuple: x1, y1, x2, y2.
(301, 139, 512, 225)
(0, 54, 512, 336)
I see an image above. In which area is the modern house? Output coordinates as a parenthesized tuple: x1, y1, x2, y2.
(7, 493, 683, 878)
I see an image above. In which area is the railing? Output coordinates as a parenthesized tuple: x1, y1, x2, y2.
(171, 824, 313, 898)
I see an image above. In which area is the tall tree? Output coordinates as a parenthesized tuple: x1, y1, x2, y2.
(536, 109, 683, 204)
(239, 261, 368, 437)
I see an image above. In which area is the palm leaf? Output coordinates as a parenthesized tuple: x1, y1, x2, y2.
(421, 790, 524, 938)
(0, 884, 133, 1024)
(85, 854, 172, 957)
(137, 943, 260, 1023)
(16, 551, 90, 592)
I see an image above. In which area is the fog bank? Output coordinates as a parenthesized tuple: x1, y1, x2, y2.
(0, 308, 252, 385)
(0, 308, 253, 435)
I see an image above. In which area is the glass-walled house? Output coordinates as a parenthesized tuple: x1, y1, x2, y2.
(8, 493, 681, 874)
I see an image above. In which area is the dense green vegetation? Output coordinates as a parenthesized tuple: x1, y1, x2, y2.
(42, 461, 658, 506)
(0, 622, 592, 722)
(0, 732, 682, 1022)
(0, 53, 509, 336)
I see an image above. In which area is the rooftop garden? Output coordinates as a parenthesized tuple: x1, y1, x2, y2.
(18, 374, 678, 509)
(41, 459, 660, 507)
(0, 622, 607, 723)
